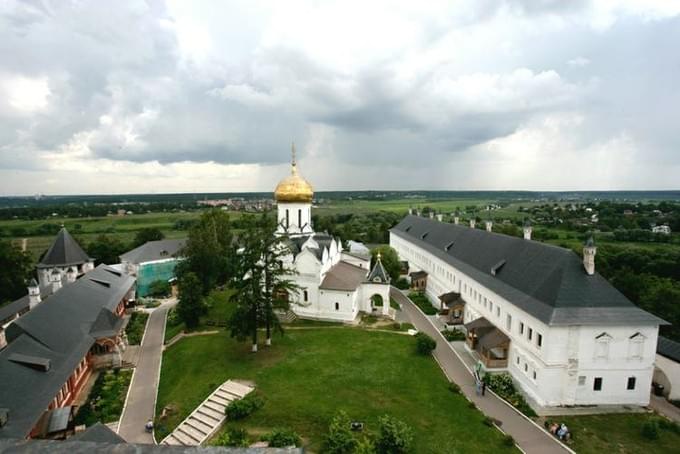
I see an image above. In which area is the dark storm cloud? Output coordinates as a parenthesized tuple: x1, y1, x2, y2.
(0, 0, 679, 191)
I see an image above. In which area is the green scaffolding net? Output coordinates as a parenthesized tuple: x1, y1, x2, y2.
(136, 260, 179, 297)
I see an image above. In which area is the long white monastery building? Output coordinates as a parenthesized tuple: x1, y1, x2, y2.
(272, 146, 392, 322)
(390, 215, 667, 407)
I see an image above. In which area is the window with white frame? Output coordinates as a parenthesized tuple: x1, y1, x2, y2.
(496, 306, 500, 318)
(595, 332, 611, 359)
(506, 314, 512, 331)
(519, 322, 524, 335)
(628, 332, 645, 359)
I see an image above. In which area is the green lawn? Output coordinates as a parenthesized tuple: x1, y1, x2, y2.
(156, 328, 517, 453)
(557, 413, 680, 454)
(164, 288, 236, 343)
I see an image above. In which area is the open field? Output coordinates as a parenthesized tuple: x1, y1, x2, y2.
(155, 328, 518, 453)
(0, 212, 201, 262)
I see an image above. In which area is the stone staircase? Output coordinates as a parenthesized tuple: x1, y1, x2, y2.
(161, 380, 254, 446)
(275, 309, 297, 323)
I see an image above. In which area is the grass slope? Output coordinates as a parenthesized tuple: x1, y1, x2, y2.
(156, 328, 516, 453)
(558, 413, 680, 454)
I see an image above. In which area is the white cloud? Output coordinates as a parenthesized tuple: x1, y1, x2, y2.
(0, 0, 679, 193)
(0, 74, 51, 113)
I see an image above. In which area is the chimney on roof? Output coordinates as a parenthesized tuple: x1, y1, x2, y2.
(436, 213, 443, 222)
(49, 268, 62, 293)
(485, 220, 493, 232)
(523, 219, 533, 240)
(469, 219, 476, 229)
(583, 234, 597, 275)
(66, 266, 77, 284)
(28, 279, 41, 309)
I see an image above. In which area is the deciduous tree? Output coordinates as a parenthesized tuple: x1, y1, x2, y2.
(0, 240, 33, 305)
(177, 272, 203, 329)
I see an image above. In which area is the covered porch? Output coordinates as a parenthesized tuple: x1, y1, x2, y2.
(464, 317, 510, 369)
(438, 291, 465, 325)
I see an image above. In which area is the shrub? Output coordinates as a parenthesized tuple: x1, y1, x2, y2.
(323, 410, 357, 454)
(641, 419, 659, 440)
(441, 329, 466, 341)
(503, 434, 515, 447)
(448, 382, 461, 394)
(225, 393, 264, 420)
(125, 312, 149, 345)
(213, 427, 249, 447)
(408, 292, 438, 315)
(355, 437, 376, 454)
(468, 401, 477, 410)
(395, 277, 409, 290)
(375, 415, 413, 454)
(414, 332, 436, 355)
(264, 428, 301, 447)
(148, 279, 172, 298)
(483, 416, 494, 427)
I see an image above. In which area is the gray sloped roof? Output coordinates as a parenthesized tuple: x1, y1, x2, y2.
(0, 265, 134, 439)
(0, 296, 30, 324)
(657, 336, 680, 362)
(71, 422, 126, 444)
(391, 216, 666, 326)
(320, 261, 368, 291)
(367, 259, 390, 283)
(120, 239, 186, 265)
(37, 228, 90, 268)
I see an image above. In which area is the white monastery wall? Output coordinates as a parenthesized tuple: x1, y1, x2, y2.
(390, 231, 656, 407)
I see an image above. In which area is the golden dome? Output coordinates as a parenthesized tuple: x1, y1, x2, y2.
(274, 143, 314, 203)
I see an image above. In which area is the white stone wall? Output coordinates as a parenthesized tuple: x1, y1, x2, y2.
(654, 354, 680, 400)
(390, 231, 659, 407)
(277, 202, 313, 236)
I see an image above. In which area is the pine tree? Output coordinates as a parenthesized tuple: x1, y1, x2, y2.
(227, 215, 300, 352)
(177, 272, 203, 329)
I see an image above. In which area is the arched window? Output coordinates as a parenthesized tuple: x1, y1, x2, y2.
(285, 209, 289, 228)
(628, 332, 645, 359)
(595, 332, 611, 359)
(298, 209, 302, 227)
(303, 290, 308, 302)
(335, 302, 339, 311)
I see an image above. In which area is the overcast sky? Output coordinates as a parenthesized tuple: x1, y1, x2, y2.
(1, 0, 679, 195)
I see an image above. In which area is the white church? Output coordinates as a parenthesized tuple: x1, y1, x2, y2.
(273, 145, 392, 322)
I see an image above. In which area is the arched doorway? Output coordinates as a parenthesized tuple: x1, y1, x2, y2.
(370, 294, 384, 312)
(653, 366, 672, 398)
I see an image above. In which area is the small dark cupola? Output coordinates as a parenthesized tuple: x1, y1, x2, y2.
(367, 253, 390, 284)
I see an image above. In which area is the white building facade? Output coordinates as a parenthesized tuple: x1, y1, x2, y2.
(272, 145, 391, 322)
(390, 215, 666, 408)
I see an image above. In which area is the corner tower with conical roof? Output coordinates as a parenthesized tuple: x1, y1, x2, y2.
(274, 143, 314, 237)
(36, 226, 94, 287)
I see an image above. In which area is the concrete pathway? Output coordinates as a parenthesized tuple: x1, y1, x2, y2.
(391, 288, 570, 454)
(118, 303, 172, 443)
(649, 394, 680, 423)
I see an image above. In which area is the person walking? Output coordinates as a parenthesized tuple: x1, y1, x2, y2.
(482, 380, 487, 396)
